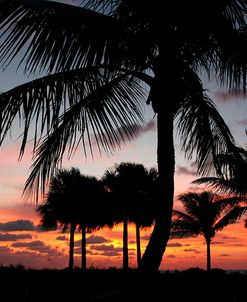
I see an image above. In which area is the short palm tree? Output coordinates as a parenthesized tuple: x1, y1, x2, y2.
(36, 167, 111, 270)
(36, 168, 80, 270)
(0, 0, 247, 272)
(170, 190, 246, 271)
(102, 162, 158, 269)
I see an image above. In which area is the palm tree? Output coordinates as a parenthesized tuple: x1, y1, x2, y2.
(102, 162, 158, 269)
(170, 190, 246, 271)
(36, 168, 79, 270)
(77, 177, 116, 270)
(36, 167, 111, 270)
(0, 0, 246, 272)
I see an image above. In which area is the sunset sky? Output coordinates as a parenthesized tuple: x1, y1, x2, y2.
(0, 1, 246, 271)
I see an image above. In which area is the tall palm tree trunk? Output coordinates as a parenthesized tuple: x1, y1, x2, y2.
(206, 239, 211, 271)
(140, 109, 175, 272)
(69, 222, 76, 270)
(123, 216, 128, 270)
(136, 222, 141, 269)
(81, 225, 86, 271)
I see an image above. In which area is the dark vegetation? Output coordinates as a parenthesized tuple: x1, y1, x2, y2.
(1, 265, 246, 302)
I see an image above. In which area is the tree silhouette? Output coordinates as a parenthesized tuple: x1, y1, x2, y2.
(0, 0, 246, 272)
(170, 190, 245, 271)
(102, 162, 158, 269)
(36, 167, 111, 270)
(36, 167, 81, 270)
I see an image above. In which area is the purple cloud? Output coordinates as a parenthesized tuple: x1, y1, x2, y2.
(86, 235, 111, 244)
(183, 249, 201, 254)
(167, 242, 182, 247)
(211, 241, 224, 245)
(12, 240, 63, 256)
(0, 220, 36, 231)
(56, 235, 68, 241)
(0, 233, 32, 241)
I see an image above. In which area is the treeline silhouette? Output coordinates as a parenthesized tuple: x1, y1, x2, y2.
(36, 163, 159, 271)
(35, 162, 246, 272)
(0, 265, 246, 302)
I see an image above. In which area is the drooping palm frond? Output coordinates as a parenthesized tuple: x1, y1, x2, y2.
(176, 67, 235, 177)
(0, 0, 121, 73)
(192, 177, 243, 195)
(193, 146, 247, 196)
(0, 66, 146, 158)
(172, 209, 198, 223)
(0, 67, 116, 155)
(214, 205, 247, 231)
(170, 220, 200, 239)
(21, 71, 146, 202)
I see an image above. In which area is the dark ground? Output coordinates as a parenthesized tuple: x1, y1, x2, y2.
(0, 266, 246, 302)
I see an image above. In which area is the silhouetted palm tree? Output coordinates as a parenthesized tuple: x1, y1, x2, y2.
(36, 167, 110, 270)
(0, 0, 246, 272)
(170, 190, 246, 271)
(36, 168, 79, 270)
(102, 162, 158, 269)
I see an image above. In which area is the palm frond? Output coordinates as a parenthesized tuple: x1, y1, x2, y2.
(0, 66, 145, 161)
(192, 177, 244, 195)
(192, 146, 247, 195)
(176, 73, 235, 177)
(214, 26, 247, 92)
(170, 220, 200, 239)
(172, 209, 197, 223)
(21, 72, 146, 202)
(169, 230, 199, 239)
(214, 206, 247, 231)
(0, 0, 118, 73)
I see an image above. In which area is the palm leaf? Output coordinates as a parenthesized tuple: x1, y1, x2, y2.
(22, 72, 146, 202)
(0, 66, 145, 160)
(193, 146, 247, 195)
(170, 220, 200, 239)
(0, 0, 119, 73)
(214, 206, 247, 231)
(176, 69, 235, 177)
